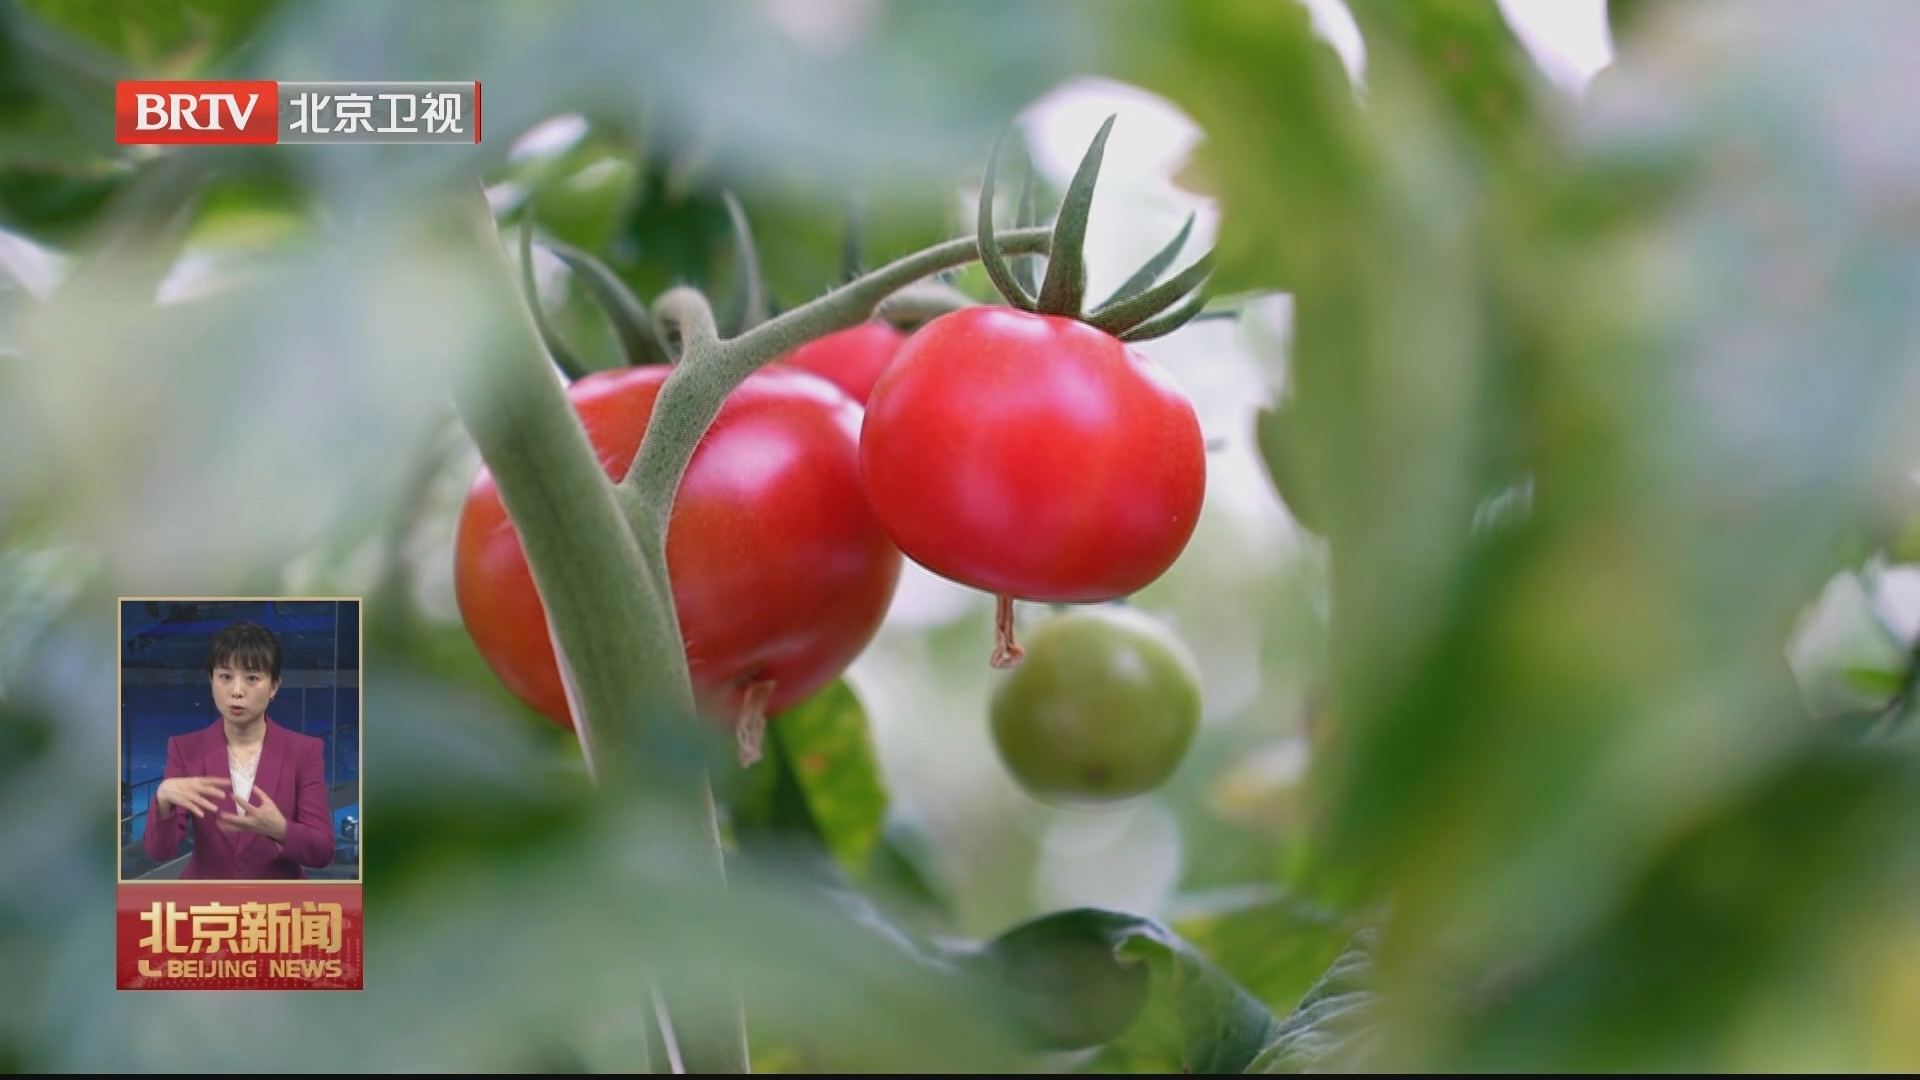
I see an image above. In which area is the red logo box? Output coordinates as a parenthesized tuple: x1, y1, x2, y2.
(116, 81, 279, 144)
(117, 883, 363, 990)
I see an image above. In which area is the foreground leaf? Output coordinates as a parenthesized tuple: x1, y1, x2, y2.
(968, 908, 1280, 1071)
(1248, 929, 1383, 1073)
(0, 544, 96, 702)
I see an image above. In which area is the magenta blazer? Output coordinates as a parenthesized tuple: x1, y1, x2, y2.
(143, 717, 335, 880)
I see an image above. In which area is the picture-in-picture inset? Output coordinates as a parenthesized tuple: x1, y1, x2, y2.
(119, 599, 361, 882)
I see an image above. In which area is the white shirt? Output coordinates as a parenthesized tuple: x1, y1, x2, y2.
(229, 745, 260, 812)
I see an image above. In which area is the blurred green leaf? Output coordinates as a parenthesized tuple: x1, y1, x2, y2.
(0, 544, 97, 703)
(0, 699, 53, 786)
(1606, 0, 1662, 43)
(0, 163, 126, 245)
(1129, 0, 1365, 299)
(1347, 0, 1550, 162)
(1454, 743, 1920, 1072)
(1892, 515, 1920, 565)
(1129, 0, 1920, 1072)
(250, 0, 1104, 251)
(965, 907, 1154, 1053)
(1168, 888, 1355, 1018)
(981, 908, 1279, 1071)
(18, 0, 281, 73)
(534, 154, 638, 253)
(1247, 929, 1383, 1073)
(0, 0, 125, 232)
(1127, 0, 1504, 899)
(1846, 665, 1907, 700)
(1253, 400, 1324, 537)
(607, 150, 734, 299)
(862, 812, 957, 938)
(359, 667, 596, 886)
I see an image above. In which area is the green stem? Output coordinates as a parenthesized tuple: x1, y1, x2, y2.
(547, 239, 672, 367)
(619, 226, 1052, 537)
(519, 221, 592, 380)
(655, 285, 722, 355)
(449, 188, 689, 780)
(458, 191, 1046, 1072)
(877, 280, 980, 329)
(722, 191, 770, 333)
(447, 185, 744, 1071)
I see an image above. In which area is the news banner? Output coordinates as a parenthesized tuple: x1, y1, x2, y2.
(118, 886, 362, 990)
(118, 598, 367, 992)
(116, 80, 480, 144)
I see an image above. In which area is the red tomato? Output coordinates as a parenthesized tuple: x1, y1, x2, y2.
(860, 307, 1205, 603)
(455, 364, 902, 730)
(780, 321, 907, 406)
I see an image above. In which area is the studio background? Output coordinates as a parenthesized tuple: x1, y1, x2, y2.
(118, 599, 361, 880)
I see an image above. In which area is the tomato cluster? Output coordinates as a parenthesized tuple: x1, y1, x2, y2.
(455, 308, 1206, 772)
(459, 117, 1211, 799)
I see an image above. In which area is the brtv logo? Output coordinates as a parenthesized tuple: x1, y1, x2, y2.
(128, 83, 271, 140)
(115, 80, 480, 145)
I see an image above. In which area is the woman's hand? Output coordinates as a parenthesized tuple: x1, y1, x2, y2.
(156, 776, 230, 819)
(218, 787, 288, 844)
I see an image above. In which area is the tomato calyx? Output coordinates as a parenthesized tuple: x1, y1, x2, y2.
(518, 212, 673, 377)
(514, 187, 782, 381)
(719, 190, 773, 337)
(978, 115, 1215, 341)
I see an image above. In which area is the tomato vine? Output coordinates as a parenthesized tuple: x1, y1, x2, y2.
(450, 116, 1215, 1071)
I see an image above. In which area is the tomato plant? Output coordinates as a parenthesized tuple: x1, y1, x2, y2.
(989, 607, 1202, 804)
(781, 320, 907, 405)
(446, 113, 1225, 1071)
(454, 363, 902, 733)
(19, 1, 1920, 1073)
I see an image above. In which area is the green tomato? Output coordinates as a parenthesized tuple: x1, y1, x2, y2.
(989, 608, 1202, 805)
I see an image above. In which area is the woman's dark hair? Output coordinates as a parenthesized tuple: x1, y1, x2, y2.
(205, 621, 283, 682)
